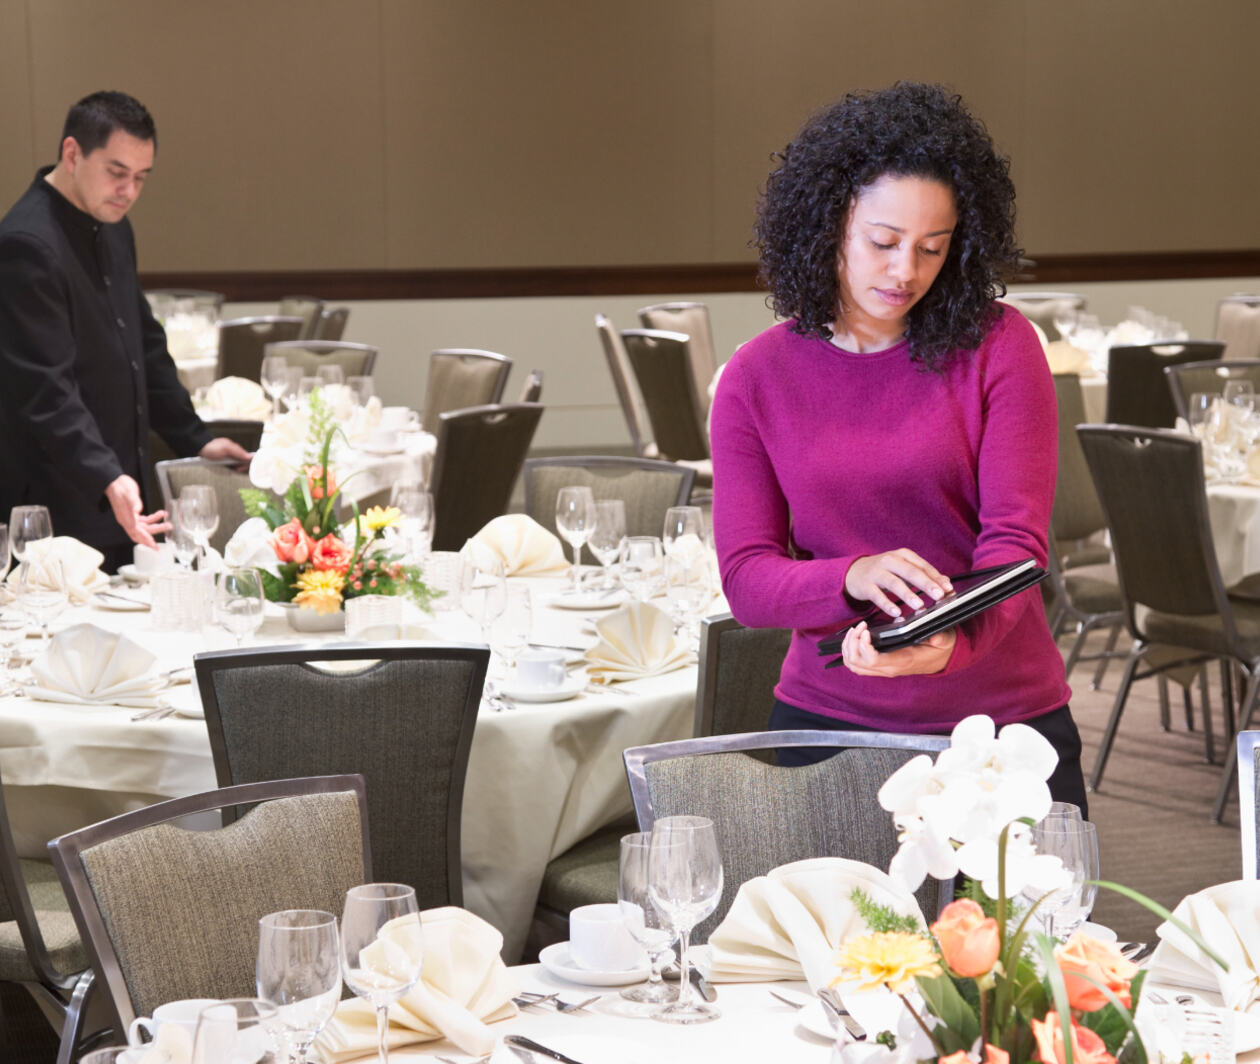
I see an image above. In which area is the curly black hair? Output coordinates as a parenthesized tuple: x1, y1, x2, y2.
(754, 82, 1020, 370)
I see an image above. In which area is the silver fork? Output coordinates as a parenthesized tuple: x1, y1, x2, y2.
(555, 994, 601, 1014)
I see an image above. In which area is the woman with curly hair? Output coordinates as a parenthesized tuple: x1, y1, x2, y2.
(711, 82, 1083, 808)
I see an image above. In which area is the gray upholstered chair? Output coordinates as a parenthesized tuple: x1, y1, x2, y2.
(1105, 341, 1225, 429)
(312, 306, 350, 342)
(636, 301, 718, 415)
(216, 316, 304, 381)
(155, 458, 259, 555)
(1000, 292, 1086, 342)
(263, 340, 377, 378)
(422, 349, 513, 434)
(596, 313, 656, 459)
(429, 403, 543, 551)
(1165, 360, 1260, 421)
(201, 418, 265, 454)
(277, 295, 325, 339)
(695, 613, 791, 738)
(522, 456, 695, 565)
(47, 775, 370, 1035)
(1238, 731, 1260, 877)
(623, 730, 953, 941)
(1215, 296, 1260, 362)
(194, 644, 488, 909)
(517, 369, 543, 404)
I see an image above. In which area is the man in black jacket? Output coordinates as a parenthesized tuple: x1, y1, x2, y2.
(0, 91, 250, 571)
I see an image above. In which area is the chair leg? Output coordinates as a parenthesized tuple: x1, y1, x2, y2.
(1089, 649, 1143, 791)
(55, 970, 95, 1064)
(1200, 664, 1216, 764)
(1212, 669, 1260, 823)
(1089, 622, 1122, 690)
(1063, 627, 1089, 681)
(1158, 676, 1171, 730)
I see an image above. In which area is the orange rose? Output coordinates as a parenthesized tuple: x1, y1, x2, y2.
(310, 534, 353, 572)
(931, 898, 1000, 978)
(940, 1048, 1008, 1064)
(1031, 1011, 1116, 1064)
(270, 518, 313, 564)
(304, 463, 338, 500)
(1055, 931, 1139, 1012)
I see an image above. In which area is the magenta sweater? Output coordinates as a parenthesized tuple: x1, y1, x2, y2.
(710, 305, 1071, 732)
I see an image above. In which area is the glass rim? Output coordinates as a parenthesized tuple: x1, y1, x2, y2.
(258, 908, 338, 929)
(346, 882, 417, 900)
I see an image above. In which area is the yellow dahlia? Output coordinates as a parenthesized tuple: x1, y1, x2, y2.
(834, 931, 941, 994)
(358, 505, 401, 535)
(293, 568, 345, 615)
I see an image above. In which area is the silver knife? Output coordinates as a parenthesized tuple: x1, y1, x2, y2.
(504, 1035, 590, 1064)
(662, 963, 717, 1002)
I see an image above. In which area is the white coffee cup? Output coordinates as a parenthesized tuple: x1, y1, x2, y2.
(516, 648, 565, 690)
(133, 541, 174, 576)
(128, 997, 219, 1047)
(569, 903, 648, 972)
(368, 427, 400, 451)
(380, 406, 420, 432)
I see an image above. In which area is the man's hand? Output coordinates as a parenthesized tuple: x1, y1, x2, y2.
(840, 620, 956, 678)
(200, 437, 252, 467)
(104, 474, 170, 548)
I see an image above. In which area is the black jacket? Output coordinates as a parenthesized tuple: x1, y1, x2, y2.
(0, 167, 210, 553)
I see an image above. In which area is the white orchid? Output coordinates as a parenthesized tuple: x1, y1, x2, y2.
(955, 822, 1071, 899)
(249, 447, 303, 495)
(223, 518, 279, 572)
(887, 813, 960, 891)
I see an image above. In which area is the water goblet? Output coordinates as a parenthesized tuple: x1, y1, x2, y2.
(491, 585, 533, 678)
(0, 522, 9, 578)
(1027, 818, 1099, 941)
(16, 560, 67, 645)
(298, 376, 320, 409)
(9, 505, 52, 564)
(316, 364, 345, 387)
(282, 366, 305, 412)
(178, 485, 219, 560)
(261, 354, 289, 420)
(256, 909, 341, 1064)
(168, 499, 200, 570)
(555, 486, 596, 593)
(1224, 379, 1255, 414)
(618, 832, 679, 1004)
(459, 555, 506, 644)
(390, 487, 433, 563)
(192, 998, 280, 1064)
(620, 536, 663, 602)
(662, 505, 704, 560)
(588, 500, 626, 590)
(664, 553, 710, 647)
(647, 815, 722, 1024)
(347, 375, 374, 408)
(340, 883, 424, 1064)
(1187, 392, 1213, 440)
(215, 567, 265, 646)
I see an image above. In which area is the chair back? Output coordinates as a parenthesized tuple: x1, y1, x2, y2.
(637, 302, 718, 413)
(201, 418, 265, 454)
(264, 340, 378, 378)
(596, 314, 654, 458)
(1051, 374, 1107, 543)
(196, 645, 487, 909)
(277, 295, 325, 339)
(1105, 341, 1225, 428)
(1239, 731, 1260, 879)
(523, 456, 695, 564)
(48, 775, 370, 1031)
(1215, 296, 1260, 361)
(430, 403, 544, 551)
(423, 349, 513, 433)
(1165, 359, 1260, 421)
(518, 369, 544, 404)
(312, 306, 349, 341)
(1000, 292, 1086, 342)
(155, 458, 260, 554)
(217, 316, 304, 381)
(695, 614, 791, 737)
(621, 329, 710, 461)
(623, 730, 952, 941)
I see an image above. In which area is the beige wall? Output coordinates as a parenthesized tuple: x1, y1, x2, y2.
(1, 0, 1257, 272)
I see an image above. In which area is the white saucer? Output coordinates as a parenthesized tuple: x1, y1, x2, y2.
(117, 564, 151, 585)
(501, 677, 585, 703)
(542, 589, 627, 610)
(356, 441, 405, 456)
(538, 942, 650, 986)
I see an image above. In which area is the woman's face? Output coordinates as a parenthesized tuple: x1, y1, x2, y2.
(835, 174, 957, 346)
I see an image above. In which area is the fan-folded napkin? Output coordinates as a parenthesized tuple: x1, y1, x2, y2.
(583, 601, 692, 684)
(1148, 879, 1260, 1012)
(6, 536, 109, 604)
(27, 623, 165, 707)
(314, 907, 517, 1062)
(705, 857, 926, 992)
(466, 515, 567, 576)
(202, 376, 271, 421)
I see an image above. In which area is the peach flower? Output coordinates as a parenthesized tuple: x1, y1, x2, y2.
(270, 519, 313, 564)
(931, 898, 1000, 978)
(940, 1046, 1008, 1064)
(304, 463, 338, 500)
(1054, 931, 1139, 1012)
(1031, 1011, 1115, 1064)
(310, 534, 353, 572)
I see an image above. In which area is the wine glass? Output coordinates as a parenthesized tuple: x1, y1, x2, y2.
(664, 553, 710, 647)
(0, 523, 9, 579)
(390, 487, 433, 562)
(9, 505, 52, 564)
(298, 377, 320, 409)
(1028, 818, 1100, 941)
(17, 560, 67, 645)
(347, 375, 374, 408)
(256, 909, 342, 1064)
(282, 366, 305, 412)
(555, 486, 596, 593)
(178, 485, 219, 560)
(192, 999, 280, 1064)
(647, 815, 722, 1024)
(618, 832, 679, 1004)
(340, 883, 424, 1064)
(261, 354, 289, 420)
(459, 555, 506, 644)
(215, 568, 265, 645)
(491, 585, 533, 678)
(168, 499, 200, 570)
(1187, 392, 1214, 439)
(316, 364, 345, 388)
(588, 500, 627, 591)
(620, 536, 663, 602)
(662, 506, 705, 561)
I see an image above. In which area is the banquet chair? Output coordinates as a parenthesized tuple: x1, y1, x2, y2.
(263, 339, 378, 378)
(201, 418, 265, 454)
(623, 730, 952, 941)
(422, 349, 513, 433)
(277, 294, 324, 339)
(429, 402, 543, 552)
(518, 369, 543, 403)
(636, 301, 718, 415)
(1238, 731, 1260, 877)
(1075, 425, 1260, 819)
(47, 775, 369, 1036)
(596, 314, 657, 459)
(155, 458, 256, 555)
(195, 644, 487, 909)
(1000, 292, 1086, 342)
(1165, 360, 1260, 421)
(1104, 341, 1225, 429)
(522, 456, 695, 565)
(695, 613, 792, 738)
(312, 306, 350, 341)
(1215, 296, 1260, 362)
(216, 315, 303, 382)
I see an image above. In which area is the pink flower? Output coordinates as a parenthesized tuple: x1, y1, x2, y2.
(304, 464, 337, 500)
(1032, 1012, 1115, 1064)
(1055, 931, 1139, 1012)
(931, 899, 1000, 978)
(270, 519, 312, 564)
(310, 534, 353, 572)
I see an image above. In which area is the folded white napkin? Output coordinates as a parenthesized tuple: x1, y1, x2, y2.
(202, 376, 271, 421)
(6, 536, 109, 604)
(466, 515, 567, 576)
(27, 623, 164, 707)
(1045, 340, 1091, 375)
(583, 601, 693, 684)
(1149, 880, 1260, 1012)
(314, 908, 517, 1062)
(706, 857, 926, 992)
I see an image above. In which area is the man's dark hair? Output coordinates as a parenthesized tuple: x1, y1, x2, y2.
(59, 91, 156, 158)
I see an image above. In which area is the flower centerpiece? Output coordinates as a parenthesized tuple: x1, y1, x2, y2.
(828, 715, 1225, 1064)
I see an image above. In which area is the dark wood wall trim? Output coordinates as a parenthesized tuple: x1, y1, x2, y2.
(141, 250, 1260, 302)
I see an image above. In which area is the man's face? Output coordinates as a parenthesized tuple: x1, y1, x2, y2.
(61, 130, 154, 223)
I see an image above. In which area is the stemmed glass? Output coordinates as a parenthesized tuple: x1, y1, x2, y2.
(215, 568, 265, 646)
(555, 486, 596, 593)
(588, 500, 626, 591)
(340, 883, 424, 1064)
(178, 485, 219, 560)
(662, 506, 704, 559)
(9, 505, 52, 564)
(17, 559, 67, 645)
(192, 999, 280, 1064)
(316, 364, 345, 388)
(647, 815, 723, 1024)
(620, 536, 663, 603)
(168, 499, 200, 570)
(1027, 818, 1100, 941)
(0, 523, 9, 579)
(618, 832, 679, 1005)
(664, 553, 710, 648)
(1187, 392, 1214, 439)
(390, 487, 433, 563)
(347, 376, 374, 408)
(261, 355, 289, 420)
(282, 367, 305, 412)
(491, 586, 533, 679)
(256, 909, 342, 1064)
(460, 555, 507, 644)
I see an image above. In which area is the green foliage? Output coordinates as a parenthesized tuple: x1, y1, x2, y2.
(239, 489, 287, 529)
(916, 972, 979, 1053)
(849, 888, 921, 934)
(261, 564, 296, 602)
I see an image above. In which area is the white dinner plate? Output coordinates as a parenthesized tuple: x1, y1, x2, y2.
(500, 677, 586, 703)
(117, 564, 150, 585)
(119, 1028, 267, 1064)
(795, 999, 836, 1041)
(169, 688, 205, 719)
(540, 589, 627, 610)
(1236, 1007, 1260, 1053)
(538, 942, 650, 986)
